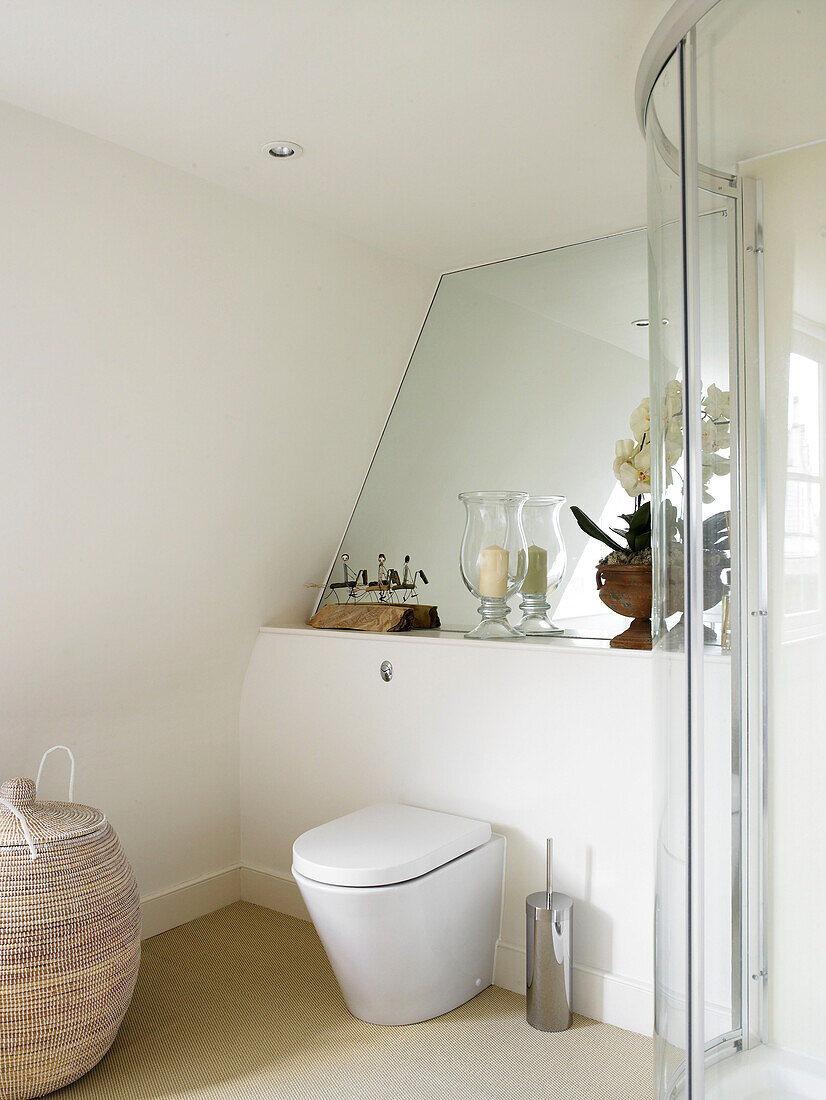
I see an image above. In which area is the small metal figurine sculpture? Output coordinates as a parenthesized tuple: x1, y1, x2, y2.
(317, 552, 429, 605)
(327, 553, 368, 602)
(365, 554, 399, 602)
(397, 555, 428, 594)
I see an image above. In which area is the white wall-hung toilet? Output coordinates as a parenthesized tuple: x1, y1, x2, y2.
(292, 803, 506, 1025)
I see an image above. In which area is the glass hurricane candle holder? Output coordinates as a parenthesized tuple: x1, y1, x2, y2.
(459, 491, 529, 640)
(516, 495, 567, 635)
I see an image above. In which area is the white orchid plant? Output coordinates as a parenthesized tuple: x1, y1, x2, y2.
(571, 380, 731, 560)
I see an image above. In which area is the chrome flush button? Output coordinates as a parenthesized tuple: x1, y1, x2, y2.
(380, 661, 393, 682)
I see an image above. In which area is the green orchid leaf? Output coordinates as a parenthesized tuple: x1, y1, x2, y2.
(570, 506, 625, 554)
(628, 501, 651, 531)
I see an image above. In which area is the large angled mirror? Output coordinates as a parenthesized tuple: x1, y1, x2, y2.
(316, 228, 650, 639)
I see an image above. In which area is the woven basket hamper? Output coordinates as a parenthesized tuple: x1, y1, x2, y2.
(0, 748, 141, 1100)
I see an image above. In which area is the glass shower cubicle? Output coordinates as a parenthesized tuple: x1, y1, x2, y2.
(638, 1, 826, 1096)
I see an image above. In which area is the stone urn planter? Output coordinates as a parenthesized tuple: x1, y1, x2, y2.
(596, 562, 652, 650)
(595, 549, 729, 652)
(572, 499, 654, 651)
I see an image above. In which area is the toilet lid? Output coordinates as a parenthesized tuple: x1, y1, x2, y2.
(292, 803, 492, 887)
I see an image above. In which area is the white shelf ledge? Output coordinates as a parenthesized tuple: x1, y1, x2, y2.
(260, 623, 653, 658)
(261, 623, 731, 663)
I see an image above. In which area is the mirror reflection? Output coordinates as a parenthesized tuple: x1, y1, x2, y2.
(317, 229, 651, 638)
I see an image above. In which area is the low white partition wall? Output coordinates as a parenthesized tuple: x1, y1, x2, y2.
(239, 625, 659, 1035)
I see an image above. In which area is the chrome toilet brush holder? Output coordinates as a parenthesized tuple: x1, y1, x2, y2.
(526, 838, 573, 1032)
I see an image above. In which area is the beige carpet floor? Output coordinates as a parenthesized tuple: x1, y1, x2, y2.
(54, 901, 654, 1099)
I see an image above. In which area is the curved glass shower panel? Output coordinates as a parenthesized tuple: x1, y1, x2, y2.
(647, 47, 689, 1100)
(644, 0, 826, 1096)
(649, 65, 739, 1100)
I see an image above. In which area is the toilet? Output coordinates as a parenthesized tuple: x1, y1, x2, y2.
(292, 802, 506, 1025)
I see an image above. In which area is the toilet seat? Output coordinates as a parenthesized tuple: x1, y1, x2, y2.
(292, 802, 491, 888)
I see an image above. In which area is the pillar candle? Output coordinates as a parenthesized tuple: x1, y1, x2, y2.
(478, 545, 508, 598)
(519, 544, 548, 596)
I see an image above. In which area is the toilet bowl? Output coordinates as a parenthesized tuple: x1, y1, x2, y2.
(292, 803, 505, 1025)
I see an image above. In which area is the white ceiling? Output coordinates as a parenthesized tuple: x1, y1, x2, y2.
(0, 0, 673, 271)
(648, 0, 826, 176)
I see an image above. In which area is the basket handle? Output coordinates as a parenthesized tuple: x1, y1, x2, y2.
(0, 798, 37, 861)
(36, 745, 76, 803)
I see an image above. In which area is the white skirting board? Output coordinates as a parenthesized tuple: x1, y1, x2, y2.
(143, 864, 654, 1036)
(140, 866, 242, 939)
(494, 941, 654, 1036)
(240, 865, 311, 921)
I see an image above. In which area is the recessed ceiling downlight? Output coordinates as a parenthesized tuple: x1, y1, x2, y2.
(262, 141, 303, 159)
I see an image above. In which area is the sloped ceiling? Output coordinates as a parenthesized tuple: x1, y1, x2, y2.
(0, 0, 673, 270)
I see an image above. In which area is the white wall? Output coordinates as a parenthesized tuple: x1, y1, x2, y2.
(0, 101, 435, 903)
(240, 627, 658, 1033)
